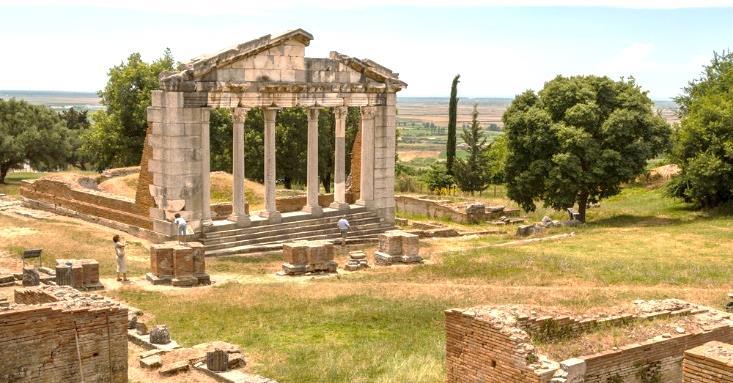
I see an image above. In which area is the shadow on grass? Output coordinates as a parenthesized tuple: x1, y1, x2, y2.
(590, 214, 688, 228)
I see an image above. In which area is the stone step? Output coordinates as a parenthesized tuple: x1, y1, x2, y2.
(203, 210, 375, 239)
(202, 216, 383, 245)
(205, 226, 394, 257)
(204, 205, 368, 234)
(204, 222, 389, 251)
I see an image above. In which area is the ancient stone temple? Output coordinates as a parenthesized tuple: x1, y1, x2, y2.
(140, 29, 405, 246)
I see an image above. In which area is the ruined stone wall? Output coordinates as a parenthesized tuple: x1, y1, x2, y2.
(683, 341, 733, 382)
(446, 301, 733, 383)
(395, 195, 467, 222)
(445, 309, 553, 383)
(20, 178, 152, 229)
(1, 289, 128, 383)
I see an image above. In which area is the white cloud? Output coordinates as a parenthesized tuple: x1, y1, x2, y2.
(598, 43, 656, 78)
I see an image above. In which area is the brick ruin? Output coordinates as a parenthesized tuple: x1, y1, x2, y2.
(445, 299, 733, 383)
(684, 341, 733, 382)
(2, 286, 128, 383)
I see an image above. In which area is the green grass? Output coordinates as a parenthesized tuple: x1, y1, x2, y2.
(0, 171, 45, 195)
(112, 284, 447, 383)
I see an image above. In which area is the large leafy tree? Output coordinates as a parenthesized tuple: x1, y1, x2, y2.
(667, 51, 733, 207)
(446, 74, 460, 174)
(59, 107, 92, 170)
(504, 75, 670, 222)
(82, 50, 175, 170)
(454, 104, 491, 194)
(0, 99, 70, 183)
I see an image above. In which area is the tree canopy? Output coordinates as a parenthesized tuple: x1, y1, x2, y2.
(503, 75, 670, 221)
(0, 98, 70, 183)
(454, 104, 491, 194)
(668, 51, 733, 207)
(446, 74, 460, 175)
(82, 50, 175, 170)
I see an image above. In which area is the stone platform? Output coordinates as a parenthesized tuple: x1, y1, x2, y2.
(373, 230, 422, 265)
(147, 241, 210, 287)
(281, 240, 337, 275)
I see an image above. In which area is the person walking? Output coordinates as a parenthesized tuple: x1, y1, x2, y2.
(174, 213, 187, 244)
(337, 216, 351, 247)
(113, 235, 127, 282)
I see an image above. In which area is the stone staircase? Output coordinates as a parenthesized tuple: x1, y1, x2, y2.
(202, 206, 395, 256)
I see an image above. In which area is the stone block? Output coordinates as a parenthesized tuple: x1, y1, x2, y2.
(140, 354, 162, 369)
(378, 232, 403, 255)
(374, 251, 395, 266)
(189, 242, 206, 275)
(283, 242, 308, 265)
(401, 233, 419, 257)
(150, 325, 171, 345)
(150, 244, 174, 277)
(159, 360, 189, 376)
(282, 263, 307, 275)
(22, 267, 40, 286)
(172, 276, 197, 287)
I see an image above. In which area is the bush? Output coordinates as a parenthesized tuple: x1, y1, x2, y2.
(423, 163, 454, 195)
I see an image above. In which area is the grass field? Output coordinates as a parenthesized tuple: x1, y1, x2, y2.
(2, 172, 732, 382)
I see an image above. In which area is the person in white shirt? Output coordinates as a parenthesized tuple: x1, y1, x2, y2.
(113, 235, 127, 282)
(337, 216, 350, 247)
(173, 213, 187, 244)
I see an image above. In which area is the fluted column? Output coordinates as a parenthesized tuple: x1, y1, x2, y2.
(260, 107, 281, 223)
(229, 107, 250, 226)
(356, 106, 376, 208)
(330, 106, 349, 211)
(303, 107, 323, 217)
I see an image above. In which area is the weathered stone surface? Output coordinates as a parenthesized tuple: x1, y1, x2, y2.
(159, 360, 189, 376)
(22, 267, 40, 286)
(150, 325, 171, 345)
(375, 230, 422, 265)
(140, 355, 162, 369)
(149, 242, 209, 286)
(282, 240, 337, 275)
(465, 203, 486, 224)
(344, 250, 368, 271)
(207, 349, 229, 372)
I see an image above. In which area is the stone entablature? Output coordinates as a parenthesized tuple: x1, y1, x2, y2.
(144, 29, 403, 239)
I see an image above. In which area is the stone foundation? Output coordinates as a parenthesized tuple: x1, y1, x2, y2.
(281, 240, 337, 275)
(445, 300, 733, 383)
(55, 258, 103, 290)
(1, 286, 128, 383)
(684, 341, 733, 382)
(147, 241, 210, 286)
(374, 230, 422, 265)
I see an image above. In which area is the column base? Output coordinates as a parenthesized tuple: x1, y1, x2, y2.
(302, 205, 323, 217)
(259, 210, 282, 223)
(329, 201, 350, 211)
(356, 199, 375, 209)
(228, 213, 251, 227)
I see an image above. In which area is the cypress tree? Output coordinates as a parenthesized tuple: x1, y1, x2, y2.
(446, 74, 460, 174)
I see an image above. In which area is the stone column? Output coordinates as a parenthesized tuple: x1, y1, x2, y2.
(356, 106, 376, 208)
(229, 107, 250, 226)
(260, 107, 281, 223)
(201, 108, 213, 227)
(303, 107, 323, 217)
(330, 106, 349, 211)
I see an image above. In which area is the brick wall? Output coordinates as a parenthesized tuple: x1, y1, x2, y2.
(445, 301, 733, 383)
(349, 124, 362, 198)
(1, 288, 128, 383)
(683, 341, 733, 382)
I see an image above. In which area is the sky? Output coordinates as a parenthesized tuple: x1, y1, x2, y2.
(1, 0, 732, 99)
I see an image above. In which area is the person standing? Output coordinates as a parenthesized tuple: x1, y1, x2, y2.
(174, 213, 187, 244)
(337, 216, 351, 247)
(113, 235, 127, 282)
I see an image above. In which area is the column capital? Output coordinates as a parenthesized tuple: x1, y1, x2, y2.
(361, 106, 376, 120)
(308, 107, 320, 120)
(333, 106, 348, 120)
(233, 107, 249, 123)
